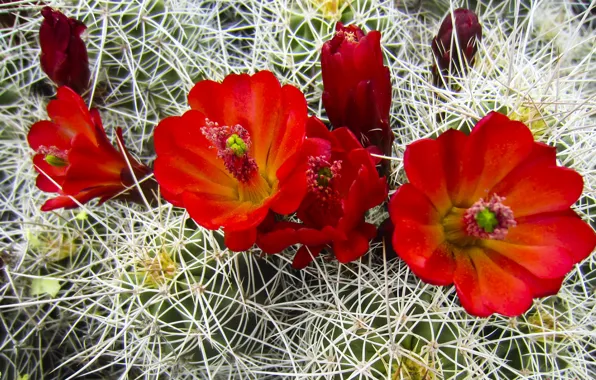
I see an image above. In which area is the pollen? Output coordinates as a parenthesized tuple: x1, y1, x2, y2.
(307, 156, 342, 202)
(201, 120, 258, 183)
(37, 146, 68, 167)
(463, 194, 516, 240)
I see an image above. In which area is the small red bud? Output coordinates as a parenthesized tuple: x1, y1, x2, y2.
(431, 8, 482, 87)
(39, 7, 90, 94)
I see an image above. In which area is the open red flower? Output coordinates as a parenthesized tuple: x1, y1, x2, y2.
(39, 7, 90, 94)
(321, 23, 393, 157)
(257, 117, 388, 269)
(28, 86, 152, 211)
(389, 112, 596, 317)
(154, 71, 318, 251)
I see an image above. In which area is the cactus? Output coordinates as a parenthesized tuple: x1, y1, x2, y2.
(0, 0, 594, 378)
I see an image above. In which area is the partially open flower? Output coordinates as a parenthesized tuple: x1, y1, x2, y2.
(39, 7, 90, 94)
(389, 112, 596, 317)
(321, 23, 393, 157)
(257, 117, 388, 269)
(28, 87, 152, 211)
(431, 8, 482, 87)
(154, 71, 317, 252)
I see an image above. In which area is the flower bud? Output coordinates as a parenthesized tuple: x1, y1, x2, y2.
(431, 8, 482, 87)
(39, 7, 90, 94)
(321, 23, 393, 158)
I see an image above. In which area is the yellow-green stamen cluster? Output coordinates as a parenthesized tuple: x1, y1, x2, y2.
(226, 133, 248, 157)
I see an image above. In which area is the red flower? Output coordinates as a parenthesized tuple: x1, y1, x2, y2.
(28, 87, 152, 211)
(321, 23, 393, 157)
(257, 117, 388, 269)
(432, 8, 482, 87)
(153, 71, 318, 251)
(39, 7, 90, 94)
(389, 112, 596, 317)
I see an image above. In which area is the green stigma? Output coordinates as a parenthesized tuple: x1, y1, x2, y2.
(475, 208, 498, 233)
(226, 134, 247, 157)
(316, 167, 333, 187)
(45, 155, 67, 167)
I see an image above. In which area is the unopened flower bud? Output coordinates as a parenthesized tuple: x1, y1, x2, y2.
(39, 7, 90, 94)
(431, 8, 482, 88)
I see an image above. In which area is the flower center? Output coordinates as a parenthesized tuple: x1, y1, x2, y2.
(226, 133, 248, 157)
(463, 194, 516, 240)
(307, 156, 342, 202)
(443, 194, 516, 246)
(343, 31, 357, 43)
(201, 120, 258, 183)
(37, 146, 68, 167)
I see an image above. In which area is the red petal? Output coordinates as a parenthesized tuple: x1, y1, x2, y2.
(182, 192, 269, 232)
(292, 245, 324, 269)
(61, 134, 124, 195)
(392, 219, 446, 271)
(453, 251, 493, 317)
(456, 112, 534, 206)
(224, 228, 257, 252)
(404, 137, 452, 214)
(482, 238, 574, 279)
(483, 250, 566, 298)
(334, 223, 377, 264)
(410, 244, 455, 286)
(389, 184, 441, 225)
(492, 166, 583, 218)
(470, 248, 534, 317)
(505, 212, 596, 263)
(153, 111, 237, 201)
(27, 120, 71, 152)
(436, 129, 467, 203)
(32, 154, 66, 192)
(270, 166, 307, 215)
(264, 82, 307, 181)
(46, 87, 96, 144)
(188, 79, 225, 122)
(256, 223, 300, 254)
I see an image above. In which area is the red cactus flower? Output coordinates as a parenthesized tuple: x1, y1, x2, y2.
(39, 7, 90, 94)
(257, 117, 388, 269)
(432, 8, 482, 87)
(28, 86, 152, 211)
(153, 71, 322, 252)
(389, 112, 596, 317)
(321, 23, 393, 157)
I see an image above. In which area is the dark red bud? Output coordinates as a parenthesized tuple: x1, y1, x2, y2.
(39, 7, 90, 94)
(432, 8, 482, 87)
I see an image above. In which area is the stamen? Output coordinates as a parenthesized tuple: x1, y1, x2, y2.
(37, 146, 68, 167)
(343, 31, 357, 43)
(201, 120, 257, 183)
(463, 194, 516, 240)
(306, 156, 342, 202)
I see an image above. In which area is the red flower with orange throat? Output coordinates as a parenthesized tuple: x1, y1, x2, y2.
(153, 71, 316, 251)
(39, 7, 90, 94)
(28, 86, 152, 211)
(389, 112, 596, 317)
(321, 23, 393, 158)
(257, 117, 388, 269)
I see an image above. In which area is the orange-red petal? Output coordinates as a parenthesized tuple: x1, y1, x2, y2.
(224, 228, 257, 251)
(470, 248, 533, 317)
(455, 112, 534, 206)
(389, 184, 441, 225)
(505, 212, 596, 263)
(492, 166, 583, 218)
(404, 138, 451, 214)
(46, 86, 97, 144)
(292, 245, 324, 269)
(453, 251, 493, 317)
